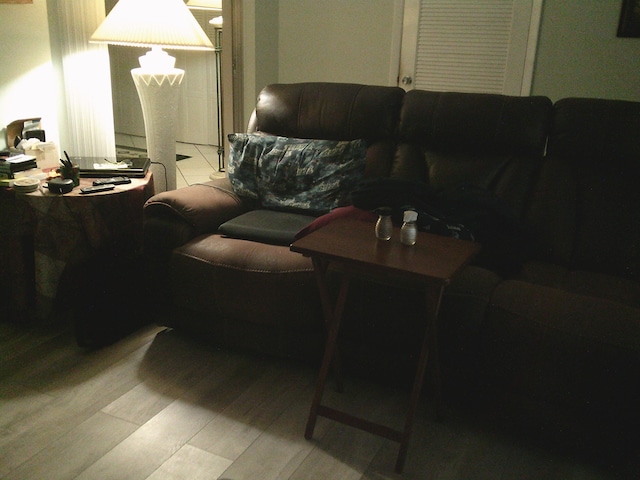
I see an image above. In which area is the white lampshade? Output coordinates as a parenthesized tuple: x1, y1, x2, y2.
(187, 0, 222, 11)
(90, 0, 214, 51)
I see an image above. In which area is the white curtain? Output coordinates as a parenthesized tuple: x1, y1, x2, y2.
(47, 0, 116, 157)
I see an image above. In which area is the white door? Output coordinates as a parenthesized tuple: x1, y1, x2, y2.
(173, 49, 218, 145)
(174, 9, 221, 145)
(110, 47, 219, 145)
(397, 0, 543, 95)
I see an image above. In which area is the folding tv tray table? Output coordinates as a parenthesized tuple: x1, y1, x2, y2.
(291, 218, 480, 473)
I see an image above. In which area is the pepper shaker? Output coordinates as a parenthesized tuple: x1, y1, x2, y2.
(375, 207, 393, 241)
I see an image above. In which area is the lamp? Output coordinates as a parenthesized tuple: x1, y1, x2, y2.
(90, 0, 214, 191)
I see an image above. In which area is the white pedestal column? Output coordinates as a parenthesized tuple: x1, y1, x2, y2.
(132, 69, 184, 191)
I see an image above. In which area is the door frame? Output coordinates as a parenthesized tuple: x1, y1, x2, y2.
(396, 0, 543, 95)
(222, 0, 242, 145)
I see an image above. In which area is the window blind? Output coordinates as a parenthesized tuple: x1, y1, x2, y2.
(414, 0, 515, 94)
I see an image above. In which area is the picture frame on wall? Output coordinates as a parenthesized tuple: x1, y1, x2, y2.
(618, 0, 640, 37)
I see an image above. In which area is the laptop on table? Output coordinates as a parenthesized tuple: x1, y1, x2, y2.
(73, 156, 150, 178)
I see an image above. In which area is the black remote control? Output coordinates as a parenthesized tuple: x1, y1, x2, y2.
(93, 176, 131, 186)
(80, 184, 115, 194)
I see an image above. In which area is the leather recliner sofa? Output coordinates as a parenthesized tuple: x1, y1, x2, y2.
(143, 83, 640, 437)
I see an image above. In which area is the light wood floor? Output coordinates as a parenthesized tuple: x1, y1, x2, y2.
(0, 320, 636, 480)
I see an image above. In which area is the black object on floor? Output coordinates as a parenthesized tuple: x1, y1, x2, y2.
(72, 255, 151, 348)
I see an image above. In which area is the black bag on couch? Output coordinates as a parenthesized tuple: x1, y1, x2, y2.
(350, 178, 535, 276)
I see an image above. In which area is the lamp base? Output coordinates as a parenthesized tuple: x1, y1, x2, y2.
(131, 67, 184, 192)
(138, 46, 177, 70)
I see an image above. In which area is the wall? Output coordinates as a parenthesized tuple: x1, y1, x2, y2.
(532, 0, 640, 102)
(277, 0, 397, 85)
(0, 0, 59, 150)
(255, 0, 279, 97)
(241, 0, 398, 127)
(241, 0, 280, 128)
(4, 1, 635, 151)
(241, 0, 639, 125)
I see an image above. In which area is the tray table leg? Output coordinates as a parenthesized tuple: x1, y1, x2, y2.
(395, 285, 445, 473)
(305, 260, 350, 439)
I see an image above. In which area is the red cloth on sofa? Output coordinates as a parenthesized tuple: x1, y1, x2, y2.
(294, 205, 377, 240)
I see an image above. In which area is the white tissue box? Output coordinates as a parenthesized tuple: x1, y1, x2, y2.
(25, 141, 59, 171)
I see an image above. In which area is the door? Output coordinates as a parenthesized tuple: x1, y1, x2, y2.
(173, 49, 218, 145)
(174, 8, 221, 145)
(108, 3, 231, 149)
(397, 0, 543, 95)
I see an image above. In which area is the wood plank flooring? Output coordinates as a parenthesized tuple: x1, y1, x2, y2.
(0, 320, 636, 479)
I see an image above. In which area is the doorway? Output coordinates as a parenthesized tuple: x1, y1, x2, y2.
(107, 0, 238, 173)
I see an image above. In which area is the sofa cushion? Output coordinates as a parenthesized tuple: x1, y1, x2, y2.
(399, 90, 551, 156)
(483, 279, 640, 416)
(170, 234, 320, 332)
(534, 98, 640, 281)
(252, 82, 405, 141)
(517, 260, 640, 310)
(219, 209, 316, 246)
(228, 133, 367, 215)
(394, 90, 552, 217)
(226, 134, 261, 201)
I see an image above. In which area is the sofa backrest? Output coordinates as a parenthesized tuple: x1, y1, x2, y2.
(395, 90, 552, 217)
(244, 84, 639, 281)
(527, 98, 640, 280)
(247, 82, 405, 178)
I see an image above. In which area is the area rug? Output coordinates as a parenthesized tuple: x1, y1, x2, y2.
(116, 145, 190, 161)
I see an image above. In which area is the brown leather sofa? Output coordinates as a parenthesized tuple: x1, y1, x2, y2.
(143, 83, 640, 438)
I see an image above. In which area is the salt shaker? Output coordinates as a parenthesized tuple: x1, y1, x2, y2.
(375, 207, 393, 241)
(401, 209, 418, 246)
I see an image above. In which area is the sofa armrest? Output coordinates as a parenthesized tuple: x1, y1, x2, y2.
(143, 178, 249, 258)
(143, 178, 250, 317)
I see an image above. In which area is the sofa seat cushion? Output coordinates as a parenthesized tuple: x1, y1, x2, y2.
(173, 233, 314, 276)
(482, 278, 640, 418)
(170, 234, 322, 332)
(517, 260, 640, 310)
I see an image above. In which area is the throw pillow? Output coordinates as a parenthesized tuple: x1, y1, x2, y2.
(227, 133, 262, 200)
(227, 133, 367, 215)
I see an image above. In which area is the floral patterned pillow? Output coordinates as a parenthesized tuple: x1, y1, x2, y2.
(228, 133, 367, 215)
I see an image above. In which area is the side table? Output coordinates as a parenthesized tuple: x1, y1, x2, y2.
(290, 218, 480, 473)
(1, 172, 154, 339)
